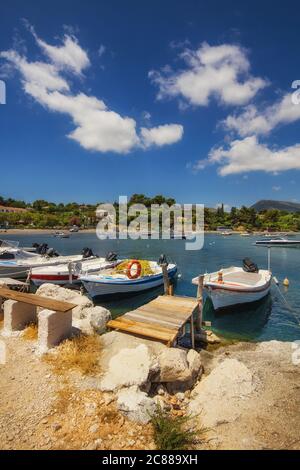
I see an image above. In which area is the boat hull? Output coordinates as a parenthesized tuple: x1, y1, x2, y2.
(82, 266, 177, 300)
(206, 283, 271, 310)
(0, 263, 31, 279)
(256, 240, 300, 246)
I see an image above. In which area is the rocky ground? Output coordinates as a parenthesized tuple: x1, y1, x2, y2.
(0, 328, 299, 450)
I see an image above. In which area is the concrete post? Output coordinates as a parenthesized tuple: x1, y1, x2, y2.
(4, 300, 37, 332)
(38, 309, 72, 354)
(0, 296, 3, 321)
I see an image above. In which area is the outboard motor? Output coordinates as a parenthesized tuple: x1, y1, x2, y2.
(32, 243, 41, 253)
(105, 251, 118, 262)
(46, 247, 59, 257)
(81, 247, 95, 259)
(37, 243, 49, 255)
(243, 258, 258, 273)
(158, 254, 168, 266)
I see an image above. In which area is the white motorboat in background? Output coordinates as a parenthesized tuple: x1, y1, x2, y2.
(255, 237, 300, 246)
(0, 245, 97, 279)
(192, 259, 272, 310)
(54, 231, 70, 238)
(80, 259, 177, 300)
(30, 256, 120, 286)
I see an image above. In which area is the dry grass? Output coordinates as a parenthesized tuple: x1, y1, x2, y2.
(54, 385, 74, 414)
(44, 334, 102, 376)
(22, 323, 38, 340)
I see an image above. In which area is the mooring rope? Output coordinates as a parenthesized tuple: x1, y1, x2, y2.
(272, 278, 300, 326)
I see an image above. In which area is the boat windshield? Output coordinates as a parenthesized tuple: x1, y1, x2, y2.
(0, 239, 20, 249)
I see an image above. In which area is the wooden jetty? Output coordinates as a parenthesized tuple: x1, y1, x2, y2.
(107, 295, 198, 347)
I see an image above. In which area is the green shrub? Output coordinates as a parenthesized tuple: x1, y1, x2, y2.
(150, 405, 202, 450)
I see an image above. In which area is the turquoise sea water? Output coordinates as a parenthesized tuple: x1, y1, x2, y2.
(1, 232, 300, 342)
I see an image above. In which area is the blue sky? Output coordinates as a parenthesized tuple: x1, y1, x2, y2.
(0, 0, 300, 208)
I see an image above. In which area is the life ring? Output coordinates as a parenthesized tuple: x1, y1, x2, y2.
(126, 260, 142, 279)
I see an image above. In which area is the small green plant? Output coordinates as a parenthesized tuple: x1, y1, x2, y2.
(150, 405, 201, 450)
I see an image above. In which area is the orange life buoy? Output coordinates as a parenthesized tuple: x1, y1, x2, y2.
(126, 260, 142, 279)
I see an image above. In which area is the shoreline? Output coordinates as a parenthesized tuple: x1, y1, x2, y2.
(1, 228, 298, 236)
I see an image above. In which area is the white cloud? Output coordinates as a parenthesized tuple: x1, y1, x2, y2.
(140, 124, 183, 148)
(206, 136, 300, 176)
(27, 23, 90, 75)
(223, 93, 300, 136)
(98, 45, 106, 58)
(0, 50, 69, 91)
(272, 186, 281, 191)
(150, 42, 267, 107)
(1, 28, 183, 154)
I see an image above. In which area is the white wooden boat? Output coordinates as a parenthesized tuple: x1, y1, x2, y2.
(0, 248, 96, 280)
(80, 261, 177, 300)
(192, 266, 272, 310)
(30, 257, 120, 286)
(255, 237, 300, 246)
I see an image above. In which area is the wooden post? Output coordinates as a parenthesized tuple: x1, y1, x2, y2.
(196, 274, 204, 332)
(162, 263, 170, 295)
(190, 314, 195, 349)
(168, 284, 174, 296)
(68, 263, 73, 285)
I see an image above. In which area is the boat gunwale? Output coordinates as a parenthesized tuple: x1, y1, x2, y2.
(80, 265, 177, 285)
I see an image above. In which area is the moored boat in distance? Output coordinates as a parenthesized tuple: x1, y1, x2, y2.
(54, 231, 70, 238)
(255, 237, 300, 246)
(192, 258, 272, 310)
(80, 258, 177, 300)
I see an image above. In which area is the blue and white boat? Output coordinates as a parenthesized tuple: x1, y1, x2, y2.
(80, 260, 177, 300)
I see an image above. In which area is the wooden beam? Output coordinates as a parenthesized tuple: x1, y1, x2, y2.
(196, 275, 204, 332)
(0, 287, 76, 313)
(107, 318, 178, 345)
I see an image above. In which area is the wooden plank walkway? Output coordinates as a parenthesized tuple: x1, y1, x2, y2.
(107, 295, 198, 347)
(0, 287, 76, 313)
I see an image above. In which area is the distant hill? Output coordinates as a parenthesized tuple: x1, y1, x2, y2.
(251, 200, 300, 213)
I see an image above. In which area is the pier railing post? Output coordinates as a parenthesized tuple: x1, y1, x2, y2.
(162, 263, 170, 295)
(196, 274, 204, 332)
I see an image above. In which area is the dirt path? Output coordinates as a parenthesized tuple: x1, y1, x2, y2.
(0, 334, 155, 450)
(0, 333, 299, 450)
(200, 342, 300, 450)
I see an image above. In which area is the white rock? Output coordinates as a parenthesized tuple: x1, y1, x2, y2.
(100, 344, 154, 391)
(156, 384, 167, 396)
(36, 284, 92, 319)
(156, 348, 191, 383)
(117, 386, 156, 423)
(86, 306, 111, 334)
(187, 349, 202, 379)
(72, 318, 93, 335)
(175, 392, 185, 402)
(189, 359, 255, 428)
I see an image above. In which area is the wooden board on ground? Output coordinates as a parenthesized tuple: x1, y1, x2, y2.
(0, 287, 76, 313)
(107, 295, 198, 347)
